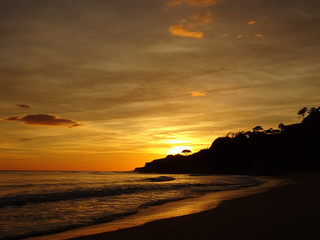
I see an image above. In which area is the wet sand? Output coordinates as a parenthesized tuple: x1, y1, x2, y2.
(70, 171, 320, 240)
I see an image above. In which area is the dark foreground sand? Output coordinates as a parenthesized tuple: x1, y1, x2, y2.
(71, 171, 320, 240)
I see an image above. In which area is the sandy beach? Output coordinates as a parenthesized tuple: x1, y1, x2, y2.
(70, 171, 320, 240)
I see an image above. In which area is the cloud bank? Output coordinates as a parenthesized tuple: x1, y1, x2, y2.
(5, 114, 81, 128)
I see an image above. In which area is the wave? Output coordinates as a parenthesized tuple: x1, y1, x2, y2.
(1, 194, 191, 240)
(0, 210, 139, 240)
(0, 179, 263, 209)
(0, 186, 146, 208)
(0, 176, 264, 240)
(0, 194, 193, 240)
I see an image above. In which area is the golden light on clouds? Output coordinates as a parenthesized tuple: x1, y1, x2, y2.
(169, 11, 212, 38)
(191, 91, 207, 96)
(169, 12, 211, 38)
(167, 0, 214, 38)
(1, 0, 319, 171)
(169, 25, 203, 38)
(248, 20, 256, 25)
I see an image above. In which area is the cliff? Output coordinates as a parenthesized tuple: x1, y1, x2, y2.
(134, 111, 320, 175)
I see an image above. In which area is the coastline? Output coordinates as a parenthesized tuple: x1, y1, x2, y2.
(68, 171, 320, 240)
(23, 175, 281, 240)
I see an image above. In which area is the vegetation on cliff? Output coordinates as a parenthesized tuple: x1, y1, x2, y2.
(135, 107, 320, 175)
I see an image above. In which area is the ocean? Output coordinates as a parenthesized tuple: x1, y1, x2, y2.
(0, 171, 269, 240)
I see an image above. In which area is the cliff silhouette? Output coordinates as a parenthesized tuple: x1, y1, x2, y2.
(135, 109, 320, 175)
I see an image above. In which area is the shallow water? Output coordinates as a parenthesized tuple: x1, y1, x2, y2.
(0, 171, 267, 240)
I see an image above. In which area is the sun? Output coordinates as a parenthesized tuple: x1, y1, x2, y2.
(167, 146, 191, 155)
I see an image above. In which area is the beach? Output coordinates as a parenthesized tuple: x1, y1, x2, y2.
(2, 172, 271, 240)
(70, 171, 320, 240)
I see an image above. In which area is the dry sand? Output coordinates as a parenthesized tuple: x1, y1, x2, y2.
(70, 171, 320, 240)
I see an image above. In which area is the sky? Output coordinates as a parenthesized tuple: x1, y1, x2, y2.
(0, 0, 319, 171)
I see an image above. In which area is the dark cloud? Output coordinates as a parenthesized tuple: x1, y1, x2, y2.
(16, 104, 31, 108)
(4, 114, 81, 127)
(6, 116, 20, 121)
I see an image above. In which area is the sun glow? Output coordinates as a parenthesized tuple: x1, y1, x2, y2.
(167, 146, 192, 155)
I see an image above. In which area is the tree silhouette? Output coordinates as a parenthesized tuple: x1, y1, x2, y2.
(265, 128, 273, 134)
(308, 106, 320, 113)
(182, 149, 192, 156)
(278, 123, 285, 132)
(297, 107, 308, 119)
(135, 106, 320, 175)
(253, 126, 263, 132)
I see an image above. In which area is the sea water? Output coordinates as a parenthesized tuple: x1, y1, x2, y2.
(0, 171, 266, 240)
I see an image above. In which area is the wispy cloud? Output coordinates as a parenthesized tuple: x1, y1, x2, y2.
(16, 104, 31, 109)
(169, 12, 212, 38)
(5, 114, 81, 128)
(169, 25, 203, 38)
(167, 0, 216, 38)
(192, 12, 212, 25)
(191, 91, 207, 96)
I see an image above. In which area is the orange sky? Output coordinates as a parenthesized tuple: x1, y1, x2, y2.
(1, 0, 319, 171)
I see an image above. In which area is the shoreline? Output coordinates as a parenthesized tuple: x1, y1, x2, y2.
(69, 171, 320, 240)
(23, 175, 283, 240)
